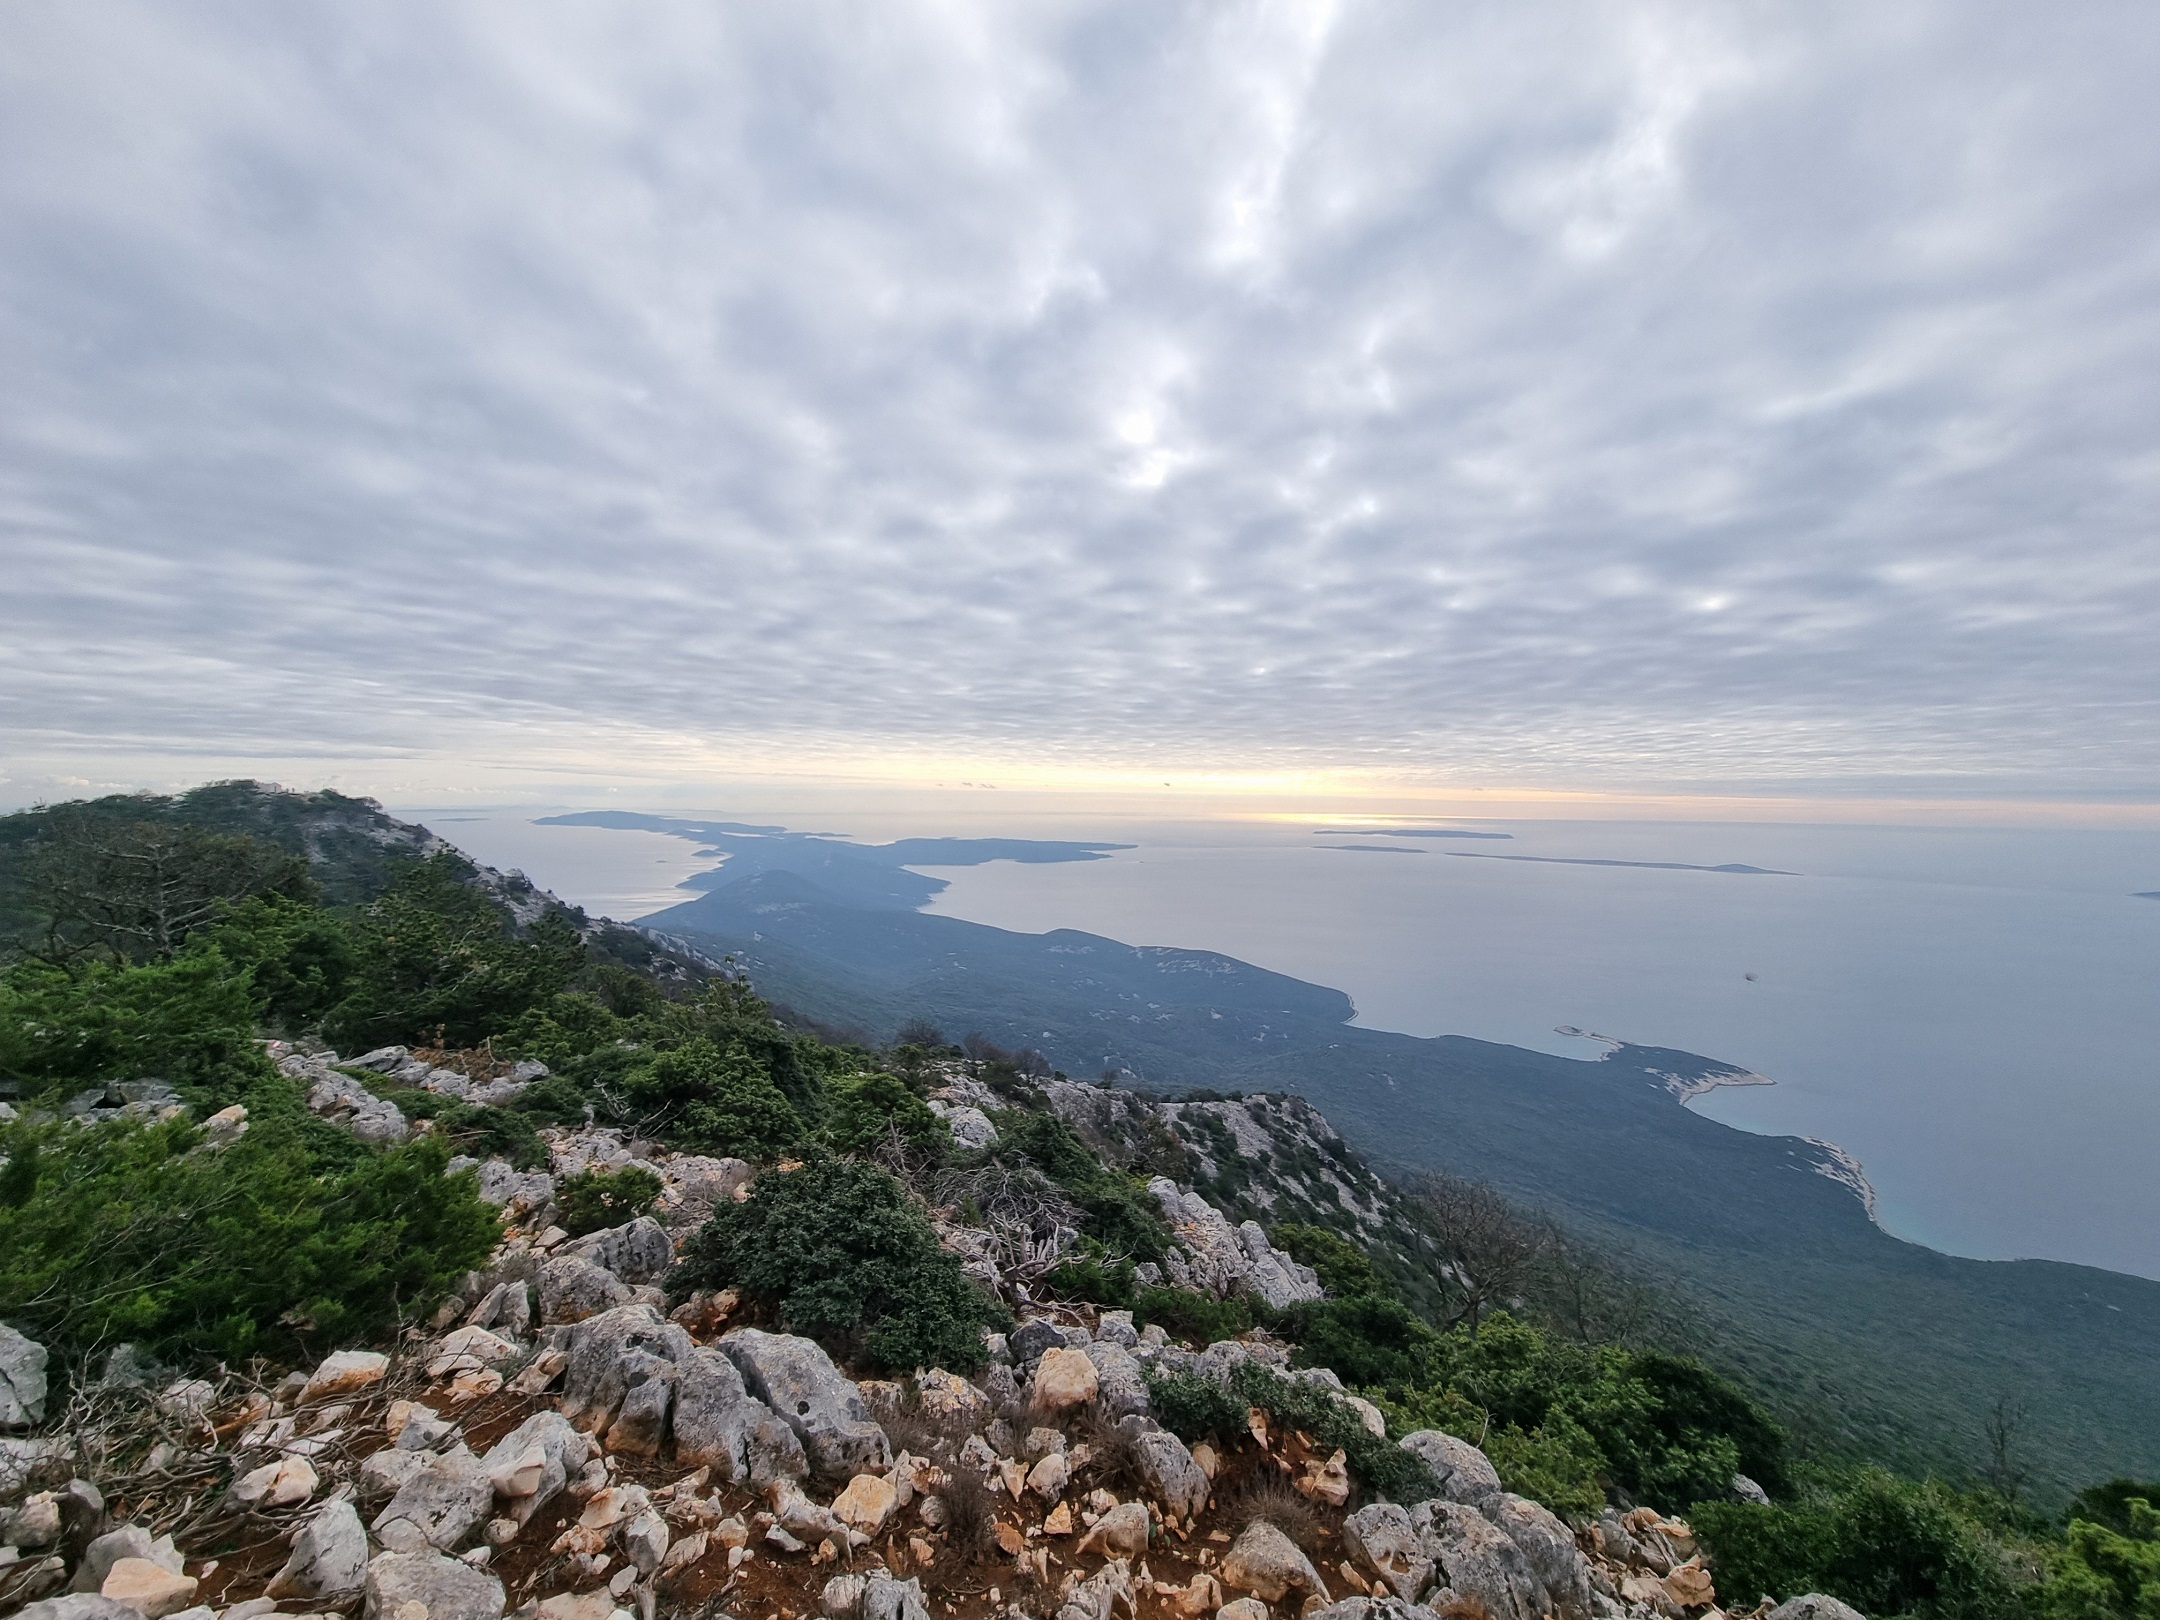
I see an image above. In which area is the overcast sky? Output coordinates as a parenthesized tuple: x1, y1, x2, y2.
(4, 1, 2158, 811)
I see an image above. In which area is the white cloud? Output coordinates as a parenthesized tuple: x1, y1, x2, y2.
(2, 0, 2157, 801)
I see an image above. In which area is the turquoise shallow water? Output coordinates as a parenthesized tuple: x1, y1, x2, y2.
(412, 808, 2160, 1281)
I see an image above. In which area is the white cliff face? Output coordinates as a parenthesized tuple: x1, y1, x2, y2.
(1146, 1178, 1323, 1309)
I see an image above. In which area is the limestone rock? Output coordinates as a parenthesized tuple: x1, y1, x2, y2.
(1078, 1501, 1152, 1559)
(1083, 1342, 1148, 1418)
(1343, 1504, 1435, 1604)
(1488, 1493, 1593, 1620)
(1298, 1449, 1350, 1508)
(1397, 1430, 1501, 1509)
(657, 1155, 753, 1229)
(831, 1473, 899, 1537)
(268, 1500, 370, 1601)
(99, 1560, 197, 1619)
(927, 1102, 999, 1150)
(363, 1548, 506, 1620)
(560, 1218, 675, 1285)
(359, 1448, 432, 1505)
(1059, 1559, 1136, 1620)
(72, 1528, 177, 1594)
(8, 1489, 62, 1549)
(1088, 1309, 1136, 1347)
(1408, 1500, 1540, 1620)
(1011, 1318, 1072, 1362)
(622, 1508, 671, 1574)
(480, 1411, 589, 1528)
(1144, 1180, 1320, 1308)
(1221, 1520, 1329, 1605)
(1030, 1346, 1099, 1412)
(473, 1161, 555, 1218)
(371, 1444, 494, 1553)
(1027, 1451, 1071, 1502)
(2, 1323, 51, 1426)
(1215, 1601, 1270, 1620)
(914, 1368, 990, 1429)
(429, 1326, 520, 1378)
(302, 1349, 388, 1402)
(1131, 1428, 1209, 1520)
(672, 1347, 806, 1486)
(537, 1256, 634, 1324)
(1768, 1598, 1868, 1620)
(15, 1600, 143, 1620)
(232, 1455, 318, 1508)
(559, 1305, 694, 1436)
(719, 1329, 890, 1481)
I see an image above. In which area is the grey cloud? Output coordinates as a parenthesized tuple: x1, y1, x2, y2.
(2, 0, 2158, 794)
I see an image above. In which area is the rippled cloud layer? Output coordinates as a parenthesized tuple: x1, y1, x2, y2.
(4, 1, 2157, 802)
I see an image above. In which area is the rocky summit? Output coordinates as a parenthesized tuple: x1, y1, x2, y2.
(0, 1035, 1787, 1620)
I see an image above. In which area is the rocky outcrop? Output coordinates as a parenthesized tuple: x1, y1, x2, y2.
(268, 1500, 370, 1600)
(1409, 1499, 1543, 1620)
(1398, 1429, 1502, 1509)
(1221, 1519, 1330, 1604)
(1128, 1426, 1208, 1519)
(1, 1324, 49, 1427)
(718, 1329, 890, 1481)
(671, 1348, 806, 1485)
(558, 1217, 674, 1284)
(1146, 1179, 1322, 1309)
(363, 1548, 505, 1620)
(926, 1100, 998, 1150)
(370, 1445, 493, 1553)
(536, 1256, 634, 1324)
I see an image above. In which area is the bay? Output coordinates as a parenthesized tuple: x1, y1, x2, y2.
(405, 805, 2160, 1281)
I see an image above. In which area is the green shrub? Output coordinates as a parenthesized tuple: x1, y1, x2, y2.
(2042, 1499, 2160, 1620)
(670, 1151, 1007, 1373)
(0, 949, 267, 1107)
(827, 1072, 944, 1156)
(1272, 1221, 1392, 1299)
(1376, 1312, 1782, 1512)
(1693, 1470, 2020, 1620)
(0, 1081, 499, 1364)
(1043, 1254, 1137, 1308)
(1145, 1368, 1249, 1441)
(323, 855, 585, 1051)
(1135, 1284, 1252, 1346)
(557, 1165, 664, 1235)
(1147, 1360, 1435, 1504)
(1283, 1293, 1440, 1388)
(618, 1037, 803, 1157)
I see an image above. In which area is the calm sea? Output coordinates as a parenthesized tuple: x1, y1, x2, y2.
(411, 809, 2160, 1282)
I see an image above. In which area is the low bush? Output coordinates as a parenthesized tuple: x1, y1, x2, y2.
(1134, 1283, 1251, 1346)
(1272, 1221, 1392, 1299)
(616, 1037, 804, 1157)
(1144, 1360, 1436, 1505)
(557, 1164, 663, 1235)
(1693, 1470, 2020, 1620)
(1282, 1293, 1440, 1388)
(827, 1071, 945, 1156)
(1042, 1254, 1137, 1308)
(670, 1150, 1008, 1372)
(0, 1080, 499, 1364)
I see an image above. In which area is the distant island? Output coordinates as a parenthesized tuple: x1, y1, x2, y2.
(1316, 842, 1429, 854)
(2136, 890, 2160, 900)
(1443, 852, 1796, 875)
